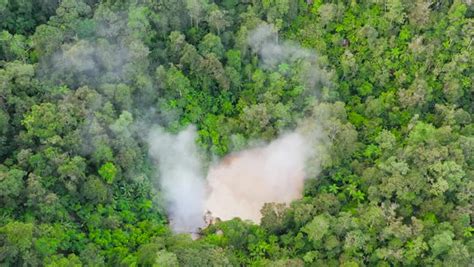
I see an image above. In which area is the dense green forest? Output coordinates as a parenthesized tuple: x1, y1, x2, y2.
(0, 0, 473, 266)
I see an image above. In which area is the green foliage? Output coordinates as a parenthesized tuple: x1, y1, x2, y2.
(303, 214, 330, 244)
(0, 0, 472, 265)
(0, 167, 25, 199)
(0, 221, 34, 264)
(98, 162, 117, 184)
(22, 103, 76, 142)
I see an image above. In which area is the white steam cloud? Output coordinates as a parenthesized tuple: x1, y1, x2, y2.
(147, 126, 318, 232)
(147, 126, 206, 233)
(146, 23, 331, 233)
(205, 132, 310, 222)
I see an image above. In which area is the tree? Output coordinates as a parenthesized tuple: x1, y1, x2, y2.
(21, 102, 79, 146)
(385, 0, 406, 26)
(198, 53, 229, 91)
(53, 0, 91, 25)
(0, 221, 34, 265)
(44, 254, 82, 267)
(398, 77, 431, 110)
(31, 25, 64, 57)
(109, 111, 133, 138)
(136, 243, 162, 266)
(98, 162, 117, 184)
(0, 0, 59, 35)
(198, 33, 225, 59)
(208, 5, 229, 35)
(429, 230, 454, 257)
(79, 243, 105, 266)
(0, 31, 28, 61)
(0, 167, 25, 205)
(82, 176, 109, 203)
(301, 102, 358, 170)
(261, 0, 291, 25)
(168, 31, 188, 62)
(408, 0, 431, 29)
(260, 203, 289, 234)
(185, 0, 209, 28)
(0, 0, 472, 265)
(127, 5, 152, 43)
(155, 250, 179, 267)
(318, 4, 337, 27)
(303, 214, 330, 245)
(340, 50, 357, 78)
(57, 156, 87, 187)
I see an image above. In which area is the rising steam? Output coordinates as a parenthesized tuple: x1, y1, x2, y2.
(31, 1, 329, 235)
(147, 126, 317, 232)
(146, 23, 329, 233)
(147, 126, 206, 233)
(205, 132, 310, 222)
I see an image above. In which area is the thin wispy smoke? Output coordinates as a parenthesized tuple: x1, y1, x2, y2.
(248, 23, 316, 68)
(147, 126, 207, 233)
(248, 23, 332, 91)
(37, 7, 150, 88)
(41, 38, 148, 87)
